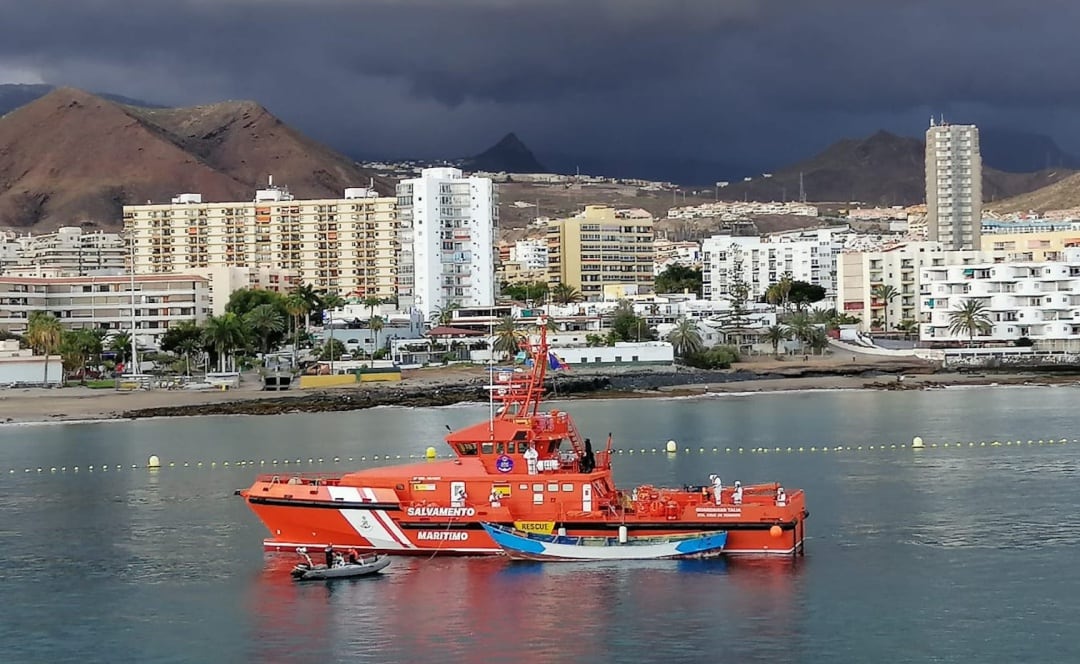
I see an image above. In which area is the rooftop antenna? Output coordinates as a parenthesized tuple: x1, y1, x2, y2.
(799, 172, 806, 203)
(268, 174, 273, 187)
(929, 115, 935, 127)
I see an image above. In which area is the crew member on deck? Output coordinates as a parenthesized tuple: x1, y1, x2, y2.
(524, 443, 539, 475)
(489, 488, 502, 508)
(581, 438, 596, 473)
(347, 548, 359, 564)
(776, 486, 787, 507)
(732, 481, 743, 505)
(324, 544, 334, 568)
(710, 474, 723, 505)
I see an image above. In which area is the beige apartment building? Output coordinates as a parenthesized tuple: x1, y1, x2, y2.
(0, 274, 210, 347)
(981, 226, 1080, 262)
(925, 121, 981, 250)
(547, 205, 654, 300)
(123, 186, 398, 300)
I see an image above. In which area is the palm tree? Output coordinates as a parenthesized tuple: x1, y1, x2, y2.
(948, 299, 993, 347)
(204, 312, 249, 372)
(805, 327, 831, 355)
(895, 319, 919, 341)
(766, 273, 794, 310)
(785, 312, 814, 349)
(369, 315, 385, 355)
(362, 296, 383, 319)
(177, 336, 203, 375)
(493, 315, 524, 360)
(762, 324, 790, 357)
(431, 302, 460, 327)
(25, 311, 63, 385)
(244, 303, 285, 355)
(871, 284, 899, 334)
(108, 331, 132, 367)
(321, 293, 347, 372)
(667, 318, 704, 357)
(283, 293, 309, 364)
(292, 283, 322, 329)
(550, 283, 584, 305)
(59, 329, 103, 384)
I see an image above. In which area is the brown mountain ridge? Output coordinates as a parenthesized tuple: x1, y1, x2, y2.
(0, 88, 392, 231)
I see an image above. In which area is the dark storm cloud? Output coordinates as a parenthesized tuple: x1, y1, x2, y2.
(2, 0, 1080, 169)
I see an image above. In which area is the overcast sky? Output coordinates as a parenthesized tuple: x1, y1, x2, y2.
(3, 0, 1080, 175)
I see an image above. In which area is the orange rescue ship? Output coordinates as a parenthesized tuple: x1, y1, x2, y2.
(238, 326, 808, 557)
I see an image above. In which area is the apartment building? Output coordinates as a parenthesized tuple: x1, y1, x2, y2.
(926, 121, 981, 250)
(980, 222, 1080, 262)
(701, 229, 846, 301)
(547, 205, 654, 300)
(921, 252, 1080, 350)
(0, 274, 211, 347)
(510, 239, 549, 271)
(836, 242, 1005, 332)
(0, 227, 126, 275)
(123, 186, 398, 300)
(396, 168, 497, 321)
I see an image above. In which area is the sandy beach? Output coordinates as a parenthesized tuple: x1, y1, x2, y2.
(0, 354, 1077, 425)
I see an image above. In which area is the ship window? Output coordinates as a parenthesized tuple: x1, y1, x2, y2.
(547, 483, 559, 492)
(519, 484, 529, 490)
(562, 483, 574, 492)
(517, 442, 528, 454)
(532, 483, 544, 492)
(481, 443, 494, 455)
(496, 442, 505, 454)
(459, 443, 478, 456)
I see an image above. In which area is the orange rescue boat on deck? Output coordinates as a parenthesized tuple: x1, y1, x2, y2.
(237, 324, 809, 557)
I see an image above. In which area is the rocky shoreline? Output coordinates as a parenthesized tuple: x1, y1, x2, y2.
(114, 360, 981, 420)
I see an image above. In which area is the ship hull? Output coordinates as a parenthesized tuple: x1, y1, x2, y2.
(247, 499, 807, 557)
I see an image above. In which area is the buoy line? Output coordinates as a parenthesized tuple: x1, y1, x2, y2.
(4, 438, 1077, 477)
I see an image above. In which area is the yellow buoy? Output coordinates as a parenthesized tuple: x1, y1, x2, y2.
(147, 455, 161, 469)
(912, 436, 924, 449)
(425, 446, 437, 459)
(665, 440, 677, 453)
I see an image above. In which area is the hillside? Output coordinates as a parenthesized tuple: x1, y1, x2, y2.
(716, 131, 1073, 206)
(986, 171, 1080, 214)
(0, 88, 392, 231)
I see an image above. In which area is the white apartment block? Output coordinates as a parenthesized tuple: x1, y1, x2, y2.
(921, 252, 1080, 350)
(702, 229, 844, 301)
(396, 168, 497, 321)
(0, 227, 126, 276)
(123, 186, 398, 301)
(509, 239, 548, 271)
(0, 274, 211, 348)
(837, 242, 1005, 332)
(926, 121, 981, 250)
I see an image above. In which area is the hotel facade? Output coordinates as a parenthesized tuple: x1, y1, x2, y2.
(123, 186, 398, 301)
(396, 168, 497, 321)
(546, 205, 654, 301)
(0, 274, 211, 347)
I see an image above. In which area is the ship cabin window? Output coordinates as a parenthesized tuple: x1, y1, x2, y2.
(496, 442, 505, 454)
(516, 441, 529, 454)
(547, 439, 561, 454)
(458, 443, 478, 456)
(481, 442, 495, 455)
(562, 483, 574, 492)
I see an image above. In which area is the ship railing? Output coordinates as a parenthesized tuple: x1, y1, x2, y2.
(254, 473, 343, 486)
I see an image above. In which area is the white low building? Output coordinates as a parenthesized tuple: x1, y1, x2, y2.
(551, 341, 673, 366)
(0, 339, 62, 386)
(921, 253, 1080, 350)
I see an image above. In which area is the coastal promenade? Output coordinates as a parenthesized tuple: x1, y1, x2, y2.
(0, 354, 1077, 425)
